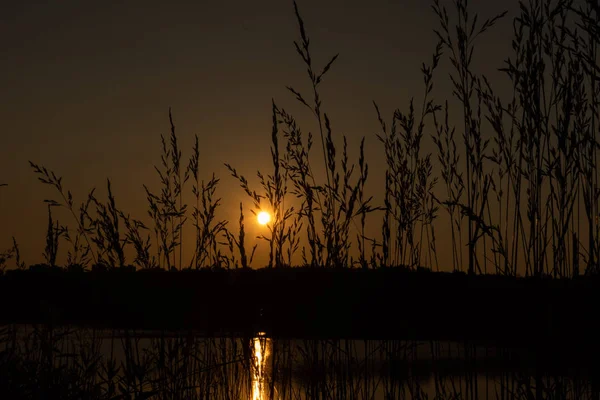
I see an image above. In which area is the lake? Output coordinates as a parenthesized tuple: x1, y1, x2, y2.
(1, 324, 597, 399)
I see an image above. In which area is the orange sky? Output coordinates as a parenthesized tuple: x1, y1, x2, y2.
(1, 0, 515, 268)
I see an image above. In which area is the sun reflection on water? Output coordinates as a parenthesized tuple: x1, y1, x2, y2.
(252, 332, 272, 400)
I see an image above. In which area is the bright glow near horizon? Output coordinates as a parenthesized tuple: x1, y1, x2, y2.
(257, 211, 271, 225)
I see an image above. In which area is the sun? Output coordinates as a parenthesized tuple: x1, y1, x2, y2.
(257, 211, 271, 225)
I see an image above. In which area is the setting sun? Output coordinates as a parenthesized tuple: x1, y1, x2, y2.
(257, 211, 271, 225)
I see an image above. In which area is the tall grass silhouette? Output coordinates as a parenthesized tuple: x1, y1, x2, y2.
(17, 0, 600, 277)
(2, 0, 600, 398)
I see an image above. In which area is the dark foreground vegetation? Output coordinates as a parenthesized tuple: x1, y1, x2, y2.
(2, 267, 600, 398)
(2, 324, 599, 399)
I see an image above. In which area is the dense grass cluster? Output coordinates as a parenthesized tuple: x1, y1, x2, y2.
(2, 0, 600, 278)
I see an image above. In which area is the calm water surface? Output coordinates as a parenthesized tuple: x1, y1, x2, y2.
(2, 325, 598, 399)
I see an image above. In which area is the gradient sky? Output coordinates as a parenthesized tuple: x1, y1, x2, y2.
(1, 0, 515, 267)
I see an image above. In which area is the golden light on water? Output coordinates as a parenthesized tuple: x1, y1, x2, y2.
(257, 211, 271, 225)
(252, 333, 271, 400)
